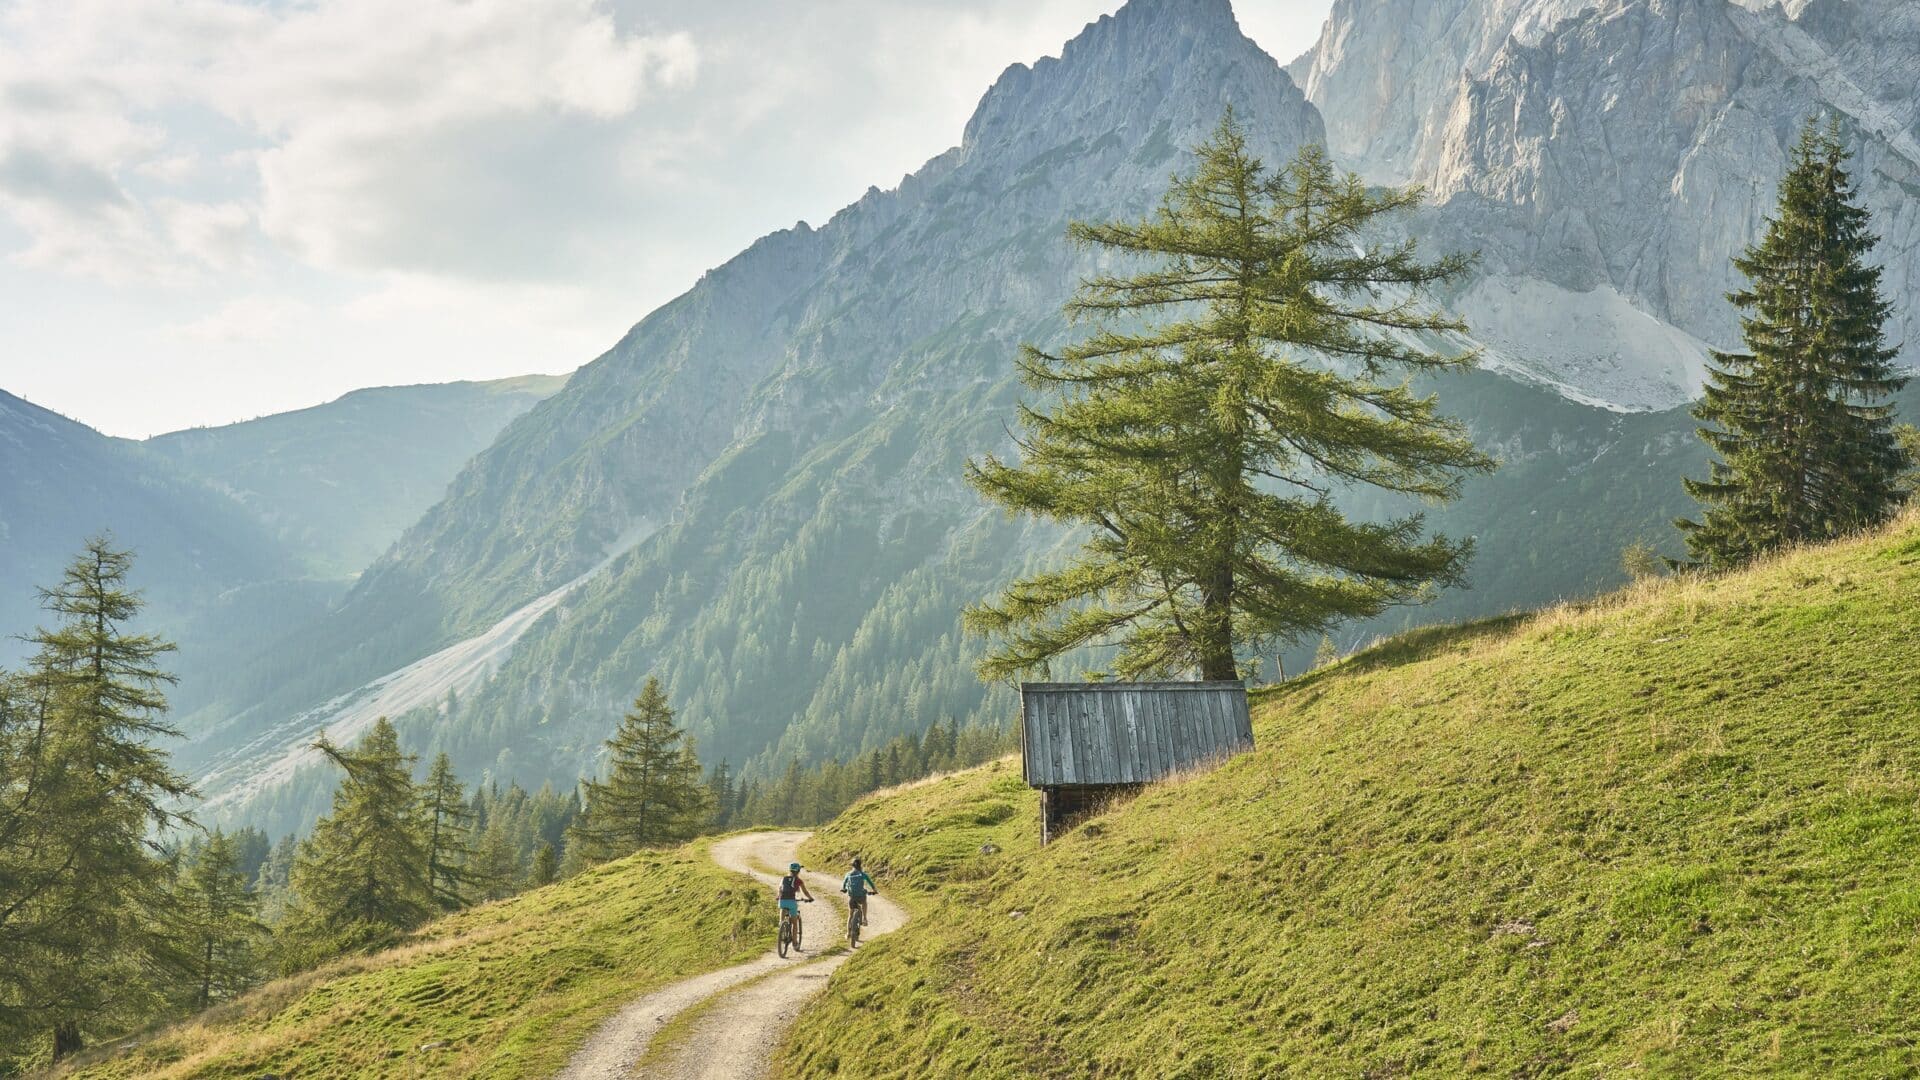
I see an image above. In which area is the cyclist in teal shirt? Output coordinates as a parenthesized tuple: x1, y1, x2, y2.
(841, 858, 878, 927)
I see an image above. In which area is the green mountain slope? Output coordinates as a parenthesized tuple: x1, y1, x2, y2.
(186, 0, 1885, 840)
(55, 842, 758, 1080)
(173, 0, 1335, 830)
(146, 375, 565, 579)
(1, 376, 566, 736)
(0, 389, 310, 676)
(788, 515, 1920, 1077)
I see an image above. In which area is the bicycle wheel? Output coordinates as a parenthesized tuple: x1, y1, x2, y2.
(777, 916, 790, 958)
(848, 904, 861, 948)
(794, 914, 804, 950)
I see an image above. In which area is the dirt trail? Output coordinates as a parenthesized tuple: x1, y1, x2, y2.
(554, 830, 906, 1080)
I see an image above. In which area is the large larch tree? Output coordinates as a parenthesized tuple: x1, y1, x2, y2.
(966, 113, 1492, 681)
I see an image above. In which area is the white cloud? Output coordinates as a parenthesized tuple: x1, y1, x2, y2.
(0, 0, 699, 284)
(160, 199, 254, 270)
(161, 295, 312, 344)
(0, 0, 1334, 439)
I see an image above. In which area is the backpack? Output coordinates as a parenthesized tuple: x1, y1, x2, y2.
(779, 873, 800, 900)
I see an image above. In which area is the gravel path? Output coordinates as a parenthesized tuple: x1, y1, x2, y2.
(553, 831, 906, 1079)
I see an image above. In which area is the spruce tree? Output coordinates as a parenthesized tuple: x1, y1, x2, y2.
(966, 114, 1490, 680)
(566, 678, 708, 863)
(1679, 120, 1910, 568)
(419, 752, 475, 911)
(282, 718, 431, 965)
(0, 539, 193, 1058)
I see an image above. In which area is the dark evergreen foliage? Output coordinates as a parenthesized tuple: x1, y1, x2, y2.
(162, 830, 267, 1010)
(0, 538, 195, 1059)
(737, 716, 1015, 827)
(1679, 121, 1910, 568)
(564, 677, 709, 865)
(419, 752, 476, 910)
(279, 719, 431, 967)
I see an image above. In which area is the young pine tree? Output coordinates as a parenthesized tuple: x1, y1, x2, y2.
(418, 752, 475, 911)
(167, 830, 266, 1010)
(565, 678, 709, 864)
(966, 113, 1491, 681)
(1678, 120, 1910, 568)
(281, 718, 431, 966)
(0, 539, 194, 1059)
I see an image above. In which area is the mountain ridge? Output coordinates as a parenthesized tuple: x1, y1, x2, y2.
(1298, 0, 1920, 397)
(176, 0, 1333, 828)
(177, 0, 1920, 837)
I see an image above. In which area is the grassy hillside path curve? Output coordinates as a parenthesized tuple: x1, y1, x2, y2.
(555, 831, 906, 1079)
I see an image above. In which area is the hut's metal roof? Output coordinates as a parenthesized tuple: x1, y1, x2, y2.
(1019, 681, 1253, 787)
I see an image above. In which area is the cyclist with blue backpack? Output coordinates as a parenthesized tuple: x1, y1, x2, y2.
(842, 858, 878, 927)
(841, 857, 879, 947)
(777, 862, 814, 954)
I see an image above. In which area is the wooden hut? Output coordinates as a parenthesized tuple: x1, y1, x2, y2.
(1020, 681, 1253, 844)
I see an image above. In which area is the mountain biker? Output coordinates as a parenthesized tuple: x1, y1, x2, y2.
(841, 858, 878, 928)
(778, 862, 814, 945)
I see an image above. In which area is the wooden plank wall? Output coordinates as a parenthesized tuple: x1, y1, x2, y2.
(1020, 681, 1253, 787)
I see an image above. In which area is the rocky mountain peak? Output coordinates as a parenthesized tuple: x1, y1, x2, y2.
(960, 0, 1317, 166)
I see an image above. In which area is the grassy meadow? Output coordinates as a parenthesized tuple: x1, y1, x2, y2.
(783, 516, 1920, 1077)
(55, 843, 762, 1080)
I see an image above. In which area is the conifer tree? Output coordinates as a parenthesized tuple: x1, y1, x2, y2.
(0, 539, 193, 1058)
(419, 752, 475, 911)
(706, 759, 736, 830)
(470, 817, 521, 901)
(228, 827, 272, 886)
(1678, 120, 1910, 568)
(529, 842, 560, 887)
(966, 114, 1490, 680)
(281, 719, 430, 965)
(167, 831, 266, 1009)
(1314, 634, 1338, 669)
(566, 678, 708, 863)
(1897, 425, 1920, 502)
(251, 833, 298, 920)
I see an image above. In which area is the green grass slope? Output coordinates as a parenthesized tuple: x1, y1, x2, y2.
(788, 516, 1920, 1078)
(57, 842, 758, 1080)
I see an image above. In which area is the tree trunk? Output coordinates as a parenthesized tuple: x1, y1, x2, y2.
(52, 1020, 83, 1061)
(1197, 571, 1237, 681)
(201, 938, 215, 1008)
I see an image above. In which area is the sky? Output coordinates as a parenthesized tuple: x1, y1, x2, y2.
(0, 0, 1330, 439)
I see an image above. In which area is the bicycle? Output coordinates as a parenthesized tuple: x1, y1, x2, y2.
(777, 898, 812, 958)
(847, 896, 866, 948)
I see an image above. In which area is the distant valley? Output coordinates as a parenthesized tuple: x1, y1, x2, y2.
(8, 0, 1919, 839)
